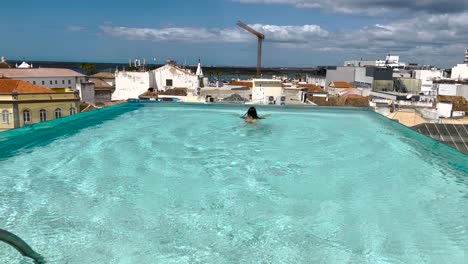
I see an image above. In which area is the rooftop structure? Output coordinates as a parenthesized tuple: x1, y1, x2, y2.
(16, 61, 32, 69)
(465, 48, 468, 64)
(344, 55, 406, 69)
(196, 60, 203, 77)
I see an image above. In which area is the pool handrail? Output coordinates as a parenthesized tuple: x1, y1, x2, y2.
(0, 228, 45, 264)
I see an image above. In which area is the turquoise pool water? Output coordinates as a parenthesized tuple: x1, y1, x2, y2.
(0, 102, 467, 263)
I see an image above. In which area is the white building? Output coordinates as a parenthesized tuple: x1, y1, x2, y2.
(451, 64, 468, 80)
(0, 68, 85, 90)
(113, 61, 202, 101)
(153, 63, 199, 92)
(413, 69, 444, 95)
(113, 71, 152, 100)
(344, 55, 406, 68)
(252, 79, 283, 104)
(435, 82, 468, 99)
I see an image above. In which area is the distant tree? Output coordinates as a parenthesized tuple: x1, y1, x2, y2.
(80, 63, 97, 75)
(216, 71, 223, 81)
(128, 66, 138, 72)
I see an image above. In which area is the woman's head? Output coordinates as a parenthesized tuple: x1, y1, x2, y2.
(246, 107, 259, 119)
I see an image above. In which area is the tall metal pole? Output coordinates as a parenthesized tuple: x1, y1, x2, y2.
(257, 38, 262, 78)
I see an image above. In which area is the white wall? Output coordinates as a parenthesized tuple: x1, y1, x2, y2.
(12, 76, 85, 90)
(354, 67, 373, 84)
(305, 76, 326, 87)
(153, 65, 199, 92)
(252, 79, 283, 104)
(113, 71, 151, 100)
(113, 65, 201, 100)
(437, 84, 458, 96)
(451, 64, 468, 80)
(414, 69, 443, 95)
(437, 102, 453, 118)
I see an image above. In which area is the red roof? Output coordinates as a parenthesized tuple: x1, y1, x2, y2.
(0, 79, 55, 94)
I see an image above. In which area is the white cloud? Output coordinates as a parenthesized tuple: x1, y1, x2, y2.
(66, 26, 86, 32)
(235, 0, 468, 16)
(100, 24, 329, 44)
(100, 13, 468, 67)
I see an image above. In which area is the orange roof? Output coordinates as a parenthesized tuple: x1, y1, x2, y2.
(345, 94, 367, 99)
(330, 82, 355, 89)
(0, 79, 55, 94)
(297, 83, 325, 93)
(228, 81, 253, 88)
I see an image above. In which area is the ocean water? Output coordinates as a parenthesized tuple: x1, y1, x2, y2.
(0, 103, 467, 264)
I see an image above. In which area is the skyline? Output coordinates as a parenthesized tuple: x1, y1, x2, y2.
(1, 0, 468, 68)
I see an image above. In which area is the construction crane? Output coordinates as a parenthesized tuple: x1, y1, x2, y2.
(236, 21, 265, 78)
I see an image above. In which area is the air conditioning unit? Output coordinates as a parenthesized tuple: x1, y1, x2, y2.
(277, 96, 286, 105)
(267, 96, 275, 105)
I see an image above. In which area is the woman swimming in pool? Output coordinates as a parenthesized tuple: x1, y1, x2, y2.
(241, 107, 270, 124)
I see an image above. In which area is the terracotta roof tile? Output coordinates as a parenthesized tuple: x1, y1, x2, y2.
(0, 79, 55, 94)
(0, 68, 84, 78)
(297, 84, 325, 93)
(90, 78, 113, 89)
(90, 72, 115, 79)
(228, 81, 253, 88)
(330, 82, 355, 89)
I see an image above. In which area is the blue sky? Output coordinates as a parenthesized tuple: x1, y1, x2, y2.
(1, 0, 468, 67)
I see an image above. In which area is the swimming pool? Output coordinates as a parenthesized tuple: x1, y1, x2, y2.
(1, 102, 467, 263)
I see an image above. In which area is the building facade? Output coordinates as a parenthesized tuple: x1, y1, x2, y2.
(113, 62, 201, 101)
(0, 79, 80, 132)
(451, 64, 468, 80)
(0, 68, 86, 91)
(413, 69, 444, 95)
(252, 79, 283, 104)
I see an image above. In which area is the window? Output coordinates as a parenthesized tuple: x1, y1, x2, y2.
(50, 80, 53, 85)
(2, 110, 10, 124)
(62, 80, 65, 84)
(69, 107, 77, 115)
(23, 110, 31, 123)
(42, 80, 45, 85)
(39, 109, 47, 122)
(55, 108, 62, 119)
(55, 80, 58, 84)
(166, 79, 173, 87)
(68, 80, 71, 84)
(33, 81, 36, 85)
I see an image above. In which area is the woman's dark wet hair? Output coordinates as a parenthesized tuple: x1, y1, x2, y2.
(246, 107, 259, 119)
